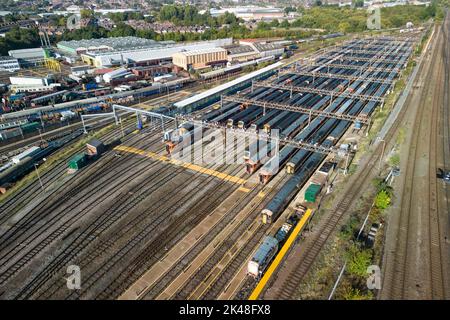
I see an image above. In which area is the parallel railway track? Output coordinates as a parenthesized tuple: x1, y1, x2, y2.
(262, 38, 427, 301)
(382, 18, 448, 299)
(13, 131, 245, 299)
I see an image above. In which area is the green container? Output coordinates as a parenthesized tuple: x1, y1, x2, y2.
(20, 122, 40, 133)
(68, 153, 87, 170)
(305, 183, 321, 202)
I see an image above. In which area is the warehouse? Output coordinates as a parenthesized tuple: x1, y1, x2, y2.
(172, 47, 228, 71)
(239, 40, 285, 58)
(224, 45, 261, 63)
(80, 38, 233, 68)
(207, 7, 285, 21)
(131, 64, 172, 79)
(8, 48, 46, 67)
(57, 37, 174, 55)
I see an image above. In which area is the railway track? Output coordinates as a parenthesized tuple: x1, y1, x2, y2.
(381, 18, 448, 299)
(257, 43, 424, 300)
(170, 174, 291, 300)
(12, 130, 245, 299)
(137, 186, 263, 300)
(0, 36, 422, 301)
(0, 129, 167, 292)
(0, 116, 140, 222)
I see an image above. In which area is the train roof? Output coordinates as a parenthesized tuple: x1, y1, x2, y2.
(252, 236, 278, 263)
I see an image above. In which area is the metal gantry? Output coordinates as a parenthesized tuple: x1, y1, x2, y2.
(271, 70, 394, 85)
(318, 53, 408, 65)
(112, 104, 175, 132)
(288, 62, 400, 75)
(324, 49, 411, 58)
(349, 43, 414, 52)
(175, 115, 345, 156)
(252, 80, 385, 103)
(221, 95, 370, 124)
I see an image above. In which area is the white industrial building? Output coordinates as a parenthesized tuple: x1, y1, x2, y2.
(80, 38, 233, 68)
(8, 48, 46, 67)
(239, 40, 285, 58)
(205, 6, 285, 21)
(9, 76, 60, 93)
(0, 56, 20, 72)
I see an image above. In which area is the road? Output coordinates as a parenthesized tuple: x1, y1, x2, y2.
(380, 15, 450, 299)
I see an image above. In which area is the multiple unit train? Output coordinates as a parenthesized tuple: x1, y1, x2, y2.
(0, 129, 84, 192)
(248, 209, 304, 278)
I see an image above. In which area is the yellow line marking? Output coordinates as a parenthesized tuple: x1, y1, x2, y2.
(258, 191, 266, 197)
(238, 186, 251, 193)
(249, 209, 314, 300)
(114, 145, 246, 185)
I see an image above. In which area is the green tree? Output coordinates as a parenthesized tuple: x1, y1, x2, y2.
(343, 287, 373, 300)
(346, 245, 373, 278)
(108, 23, 136, 37)
(280, 19, 290, 29)
(80, 9, 94, 19)
(375, 190, 391, 210)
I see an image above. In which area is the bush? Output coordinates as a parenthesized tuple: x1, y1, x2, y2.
(346, 244, 373, 278)
(342, 287, 374, 300)
(375, 190, 391, 210)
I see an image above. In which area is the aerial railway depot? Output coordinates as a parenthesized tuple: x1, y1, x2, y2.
(1, 21, 448, 303)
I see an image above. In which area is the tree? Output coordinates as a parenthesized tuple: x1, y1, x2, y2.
(375, 190, 391, 210)
(108, 23, 136, 37)
(343, 287, 373, 300)
(353, 0, 364, 8)
(270, 19, 280, 28)
(80, 9, 94, 19)
(346, 245, 373, 278)
(280, 19, 290, 29)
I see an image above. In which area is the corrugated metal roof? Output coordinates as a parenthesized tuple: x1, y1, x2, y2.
(174, 47, 227, 57)
(87, 138, 104, 148)
(174, 61, 283, 108)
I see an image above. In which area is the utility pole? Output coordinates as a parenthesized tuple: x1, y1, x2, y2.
(378, 138, 386, 171)
(34, 163, 44, 191)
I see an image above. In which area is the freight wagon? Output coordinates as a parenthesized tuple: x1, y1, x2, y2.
(0, 144, 58, 191)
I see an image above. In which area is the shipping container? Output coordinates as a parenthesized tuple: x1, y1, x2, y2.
(305, 183, 321, 203)
(86, 139, 105, 156)
(68, 153, 87, 170)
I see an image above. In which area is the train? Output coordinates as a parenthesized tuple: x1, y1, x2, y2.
(200, 57, 276, 80)
(0, 78, 189, 121)
(0, 121, 41, 141)
(0, 129, 84, 192)
(248, 209, 305, 278)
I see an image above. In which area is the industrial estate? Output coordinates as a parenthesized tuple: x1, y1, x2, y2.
(0, 0, 448, 303)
